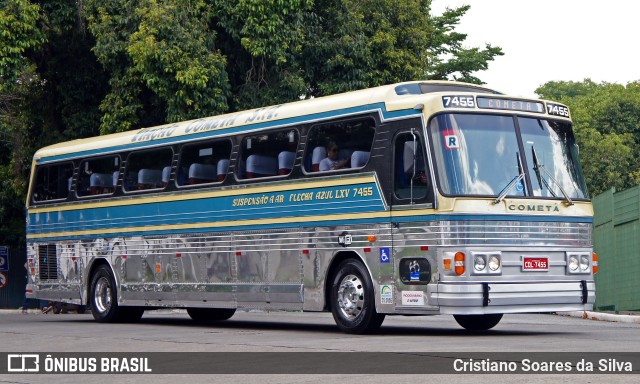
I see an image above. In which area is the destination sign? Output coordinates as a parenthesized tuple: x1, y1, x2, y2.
(477, 97, 545, 113)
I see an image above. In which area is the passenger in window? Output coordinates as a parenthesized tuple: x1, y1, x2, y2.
(413, 171, 428, 186)
(319, 141, 349, 171)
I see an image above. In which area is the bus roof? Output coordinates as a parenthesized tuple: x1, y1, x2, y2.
(33, 80, 505, 161)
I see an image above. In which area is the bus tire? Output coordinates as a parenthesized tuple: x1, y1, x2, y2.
(89, 264, 143, 323)
(187, 308, 236, 322)
(453, 313, 503, 331)
(330, 259, 385, 334)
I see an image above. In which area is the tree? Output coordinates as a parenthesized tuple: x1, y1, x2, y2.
(0, 0, 44, 86)
(210, 0, 312, 110)
(294, 0, 502, 97)
(84, 0, 230, 133)
(1, 0, 503, 247)
(536, 80, 640, 196)
(0, 0, 45, 247)
(1, 0, 106, 247)
(82, 0, 503, 128)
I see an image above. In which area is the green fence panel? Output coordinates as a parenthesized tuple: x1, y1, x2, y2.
(593, 186, 640, 312)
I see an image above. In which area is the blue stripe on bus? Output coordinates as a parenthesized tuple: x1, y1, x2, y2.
(37, 103, 421, 164)
(27, 183, 386, 235)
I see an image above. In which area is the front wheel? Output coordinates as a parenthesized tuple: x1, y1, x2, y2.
(454, 314, 503, 331)
(330, 259, 385, 334)
(89, 264, 143, 323)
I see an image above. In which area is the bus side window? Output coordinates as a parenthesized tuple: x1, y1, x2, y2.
(32, 162, 74, 202)
(177, 139, 232, 187)
(77, 156, 120, 197)
(305, 117, 375, 173)
(124, 147, 173, 192)
(239, 129, 299, 180)
(394, 132, 429, 201)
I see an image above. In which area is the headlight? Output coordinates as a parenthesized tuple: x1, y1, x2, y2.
(568, 255, 579, 272)
(580, 255, 590, 272)
(470, 252, 501, 274)
(488, 255, 501, 271)
(474, 255, 486, 271)
(567, 253, 591, 274)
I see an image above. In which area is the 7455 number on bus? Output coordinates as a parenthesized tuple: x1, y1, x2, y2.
(442, 96, 475, 108)
(546, 103, 570, 117)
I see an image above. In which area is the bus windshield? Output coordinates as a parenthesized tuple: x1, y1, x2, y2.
(429, 113, 588, 199)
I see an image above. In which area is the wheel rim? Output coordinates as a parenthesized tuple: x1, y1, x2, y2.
(94, 276, 112, 314)
(336, 274, 365, 320)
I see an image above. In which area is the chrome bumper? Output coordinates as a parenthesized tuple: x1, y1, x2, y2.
(433, 281, 595, 315)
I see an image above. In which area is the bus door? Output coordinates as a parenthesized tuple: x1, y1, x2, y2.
(388, 129, 438, 309)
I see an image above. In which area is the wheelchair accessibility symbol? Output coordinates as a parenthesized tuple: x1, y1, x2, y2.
(379, 248, 390, 263)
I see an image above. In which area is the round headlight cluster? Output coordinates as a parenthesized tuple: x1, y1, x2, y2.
(474, 255, 486, 271)
(488, 255, 501, 271)
(472, 254, 500, 274)
(580, 255, 590, 272)
(567, 254, 591, 273)
(568, 255, 579, 272)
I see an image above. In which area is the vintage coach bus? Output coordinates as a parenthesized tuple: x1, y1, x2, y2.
(25, 81, 597, 333)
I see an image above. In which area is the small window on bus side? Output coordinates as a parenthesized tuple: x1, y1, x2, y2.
(394, 132, 429, 201)
(77, 156, 121, 197)
(304, 117, 375, 173)
(123, 147, 173, 192)
(177, 139, 232, 186)
(238, 129, 298, 180)
(31, 162, 74, 203)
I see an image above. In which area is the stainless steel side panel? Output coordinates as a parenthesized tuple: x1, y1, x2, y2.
(28, 218, 594, 316)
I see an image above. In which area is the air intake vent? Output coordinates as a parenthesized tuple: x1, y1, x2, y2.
(38, 244, 58, 280)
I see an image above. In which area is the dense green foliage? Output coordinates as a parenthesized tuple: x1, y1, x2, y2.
(536, 80, 640, 196)
(0, 0, 503, 247)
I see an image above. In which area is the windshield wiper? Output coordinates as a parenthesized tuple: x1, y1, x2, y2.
(531, 146, 574, 205)
(494, 152, 526, 204)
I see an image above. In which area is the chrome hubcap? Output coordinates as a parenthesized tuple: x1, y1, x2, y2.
(94, 277, 112, 314)
(337, 274, 365, 320)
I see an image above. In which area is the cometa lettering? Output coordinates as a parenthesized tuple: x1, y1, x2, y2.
(184, 116, 237, 134)
(508, 204, 560, 212)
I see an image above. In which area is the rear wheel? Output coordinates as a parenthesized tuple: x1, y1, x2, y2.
(454, 314, 503, 331)
(89, 264, 143, 323)
(330, 259, 385, 334)
(187, 308, 236, 322)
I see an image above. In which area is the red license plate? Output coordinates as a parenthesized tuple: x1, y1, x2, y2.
(523, 257, 548, 271)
